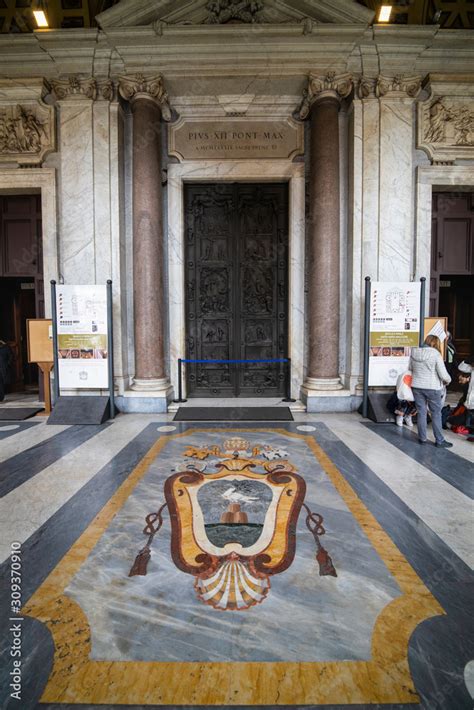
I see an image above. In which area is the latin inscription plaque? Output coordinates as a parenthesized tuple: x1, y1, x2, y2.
(169, 118, 304, 161)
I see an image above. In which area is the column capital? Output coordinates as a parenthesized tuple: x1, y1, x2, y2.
(298, 71, 353, 119)
(357, 74, 422, 100)
(118, 73, 171, 120)
(51, 76, 97, 101)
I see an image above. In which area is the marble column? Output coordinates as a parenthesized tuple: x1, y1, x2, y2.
(119, 75, 172, 393)
(300, 73, 352, 394)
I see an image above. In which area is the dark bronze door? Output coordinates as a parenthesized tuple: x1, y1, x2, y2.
(184, 183, 288, 397)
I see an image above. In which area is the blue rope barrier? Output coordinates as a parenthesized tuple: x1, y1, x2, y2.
(181, 358, 288, 364)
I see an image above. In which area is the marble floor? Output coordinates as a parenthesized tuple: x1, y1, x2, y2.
(0, 409, 472, 709)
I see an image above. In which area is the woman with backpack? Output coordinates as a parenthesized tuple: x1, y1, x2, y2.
(409, 334, 453, 448)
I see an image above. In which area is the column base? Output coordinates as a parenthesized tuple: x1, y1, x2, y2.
(300, 386, 362, 413)
(115, 381, 174, 414)
(131, 377, 171, 392)
(302, 376, 344, 393)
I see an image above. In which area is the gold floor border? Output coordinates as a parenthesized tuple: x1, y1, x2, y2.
(23, 427, 444, 705)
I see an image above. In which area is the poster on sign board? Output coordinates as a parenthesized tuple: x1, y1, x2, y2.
(369, 282, 421, 386)
(56, 285, 108, 389)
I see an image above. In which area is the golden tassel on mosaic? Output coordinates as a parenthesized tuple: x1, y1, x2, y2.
(195, 553, 270, 611)
(129, 502, 168, 577)
(303, 503, 337, 577)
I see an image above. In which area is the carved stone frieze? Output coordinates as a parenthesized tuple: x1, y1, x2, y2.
(205, 0, 264, 24)
(0, 101, 54, 165)
(375, 75, 422, 99)
(299, 72, 353, 119)
(118, 74, 171, 120)
(51, 76, 98, 101)
(417, 74, 474, 162)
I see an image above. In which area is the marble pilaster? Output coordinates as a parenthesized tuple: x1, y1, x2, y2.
(51, 76, 130, 393)
(377, 76, 421, 282)
(345, 74, 422, 396)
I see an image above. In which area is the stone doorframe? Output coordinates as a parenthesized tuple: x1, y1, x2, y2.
(414, 165, 474, 302)
(0, 167, 58, 314)
(167, 160, 305, 400)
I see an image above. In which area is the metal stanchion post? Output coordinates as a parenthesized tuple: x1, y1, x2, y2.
(50, 280, 60, 404)
(282, 358, 296, 403)
(419, 276, 426, 346)
(362, 276, 371, 419)
(106, 280, 115, 419)
(173, 358, 187, 403)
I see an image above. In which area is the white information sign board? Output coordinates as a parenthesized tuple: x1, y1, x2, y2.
(56, 285, 108, 389)
(369, 282, 421, 386)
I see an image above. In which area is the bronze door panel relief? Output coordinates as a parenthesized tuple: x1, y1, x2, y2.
(184, 183, 288, 397)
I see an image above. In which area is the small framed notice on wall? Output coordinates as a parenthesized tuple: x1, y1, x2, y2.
(27, 319, 53, 363)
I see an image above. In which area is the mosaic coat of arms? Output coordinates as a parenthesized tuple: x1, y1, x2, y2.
(129, 437, 336, 610)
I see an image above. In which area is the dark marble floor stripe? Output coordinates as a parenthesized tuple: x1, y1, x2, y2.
(0, 421, 40, 441)
(0, 422, 162, 710)
(363, 422, 474, 499)
(314, 423, 474, 710)
(0, 424, 109, 498)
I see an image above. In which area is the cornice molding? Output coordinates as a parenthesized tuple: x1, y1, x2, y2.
(118, 74, 171, 120)
(298, 72, 353, 119)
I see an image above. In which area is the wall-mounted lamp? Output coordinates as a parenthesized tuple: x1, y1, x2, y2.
(32, 0, 49, 28)
(377, 5, 393, 22)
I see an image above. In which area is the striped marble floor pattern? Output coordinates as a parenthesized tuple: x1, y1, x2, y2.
(0, 412, 472, 710)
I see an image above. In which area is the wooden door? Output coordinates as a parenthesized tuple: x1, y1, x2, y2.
(431, 192, 474, 361)
(0, 195, 43, 392)
(184, 183, 289, 397)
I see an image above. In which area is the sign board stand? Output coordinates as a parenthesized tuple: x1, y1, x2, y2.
(47, 280, 116, 426)
(361, 277, 426, 422)
(38, 362, 53, 414)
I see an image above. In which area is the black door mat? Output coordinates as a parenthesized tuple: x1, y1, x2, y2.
(173, 407, 293, 421)
(0, 407, 44, 420)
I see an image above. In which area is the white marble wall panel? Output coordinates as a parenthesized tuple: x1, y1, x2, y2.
(58, 99, 96, 284)
(339, 108, 349, 383)
(361, 98, 380, 279)
(378, 98, 415, 282)
(93, 100, 113, 283)
(109, 103, 129, 389)
(346, 102, 363, 392)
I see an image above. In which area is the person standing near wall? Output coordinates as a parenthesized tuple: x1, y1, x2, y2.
(409, 335, 453, 448)
(0, 339, 13, 402)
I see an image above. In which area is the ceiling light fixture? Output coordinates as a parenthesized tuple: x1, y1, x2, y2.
(378, 5, 392, 22)
(32, 0, 49, 28)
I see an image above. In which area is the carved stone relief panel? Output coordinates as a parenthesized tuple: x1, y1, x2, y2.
(0, 80, 55, 165)
(417, 75, 474, 162)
